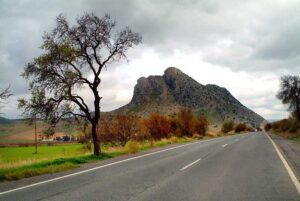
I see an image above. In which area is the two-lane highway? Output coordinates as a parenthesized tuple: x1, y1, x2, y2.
(0, 132, 299, 201)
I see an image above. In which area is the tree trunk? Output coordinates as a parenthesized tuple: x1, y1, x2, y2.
(295, 96, 300, 122)
(92, 123, 101, 155)
(297, 110, 300, 122)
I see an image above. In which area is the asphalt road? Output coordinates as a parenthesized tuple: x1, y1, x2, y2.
(0, 132, 299, 201)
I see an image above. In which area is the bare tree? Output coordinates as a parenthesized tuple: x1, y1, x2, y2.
(18, 13, 142, 155)
(277, 75, 300, 121)
(0, 86, 12, 113)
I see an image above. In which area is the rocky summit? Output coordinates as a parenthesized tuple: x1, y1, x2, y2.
(114, 67, 265, 127)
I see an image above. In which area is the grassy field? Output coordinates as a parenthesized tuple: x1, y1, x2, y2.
(0, 137, 198, 181)
(0, 144, 87, 167)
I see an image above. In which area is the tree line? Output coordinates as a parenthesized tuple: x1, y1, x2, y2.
(79, 108, 209, 148)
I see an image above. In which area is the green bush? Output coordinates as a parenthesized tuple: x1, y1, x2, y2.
(221, 121, 234, 133)
(125, 140, 140, 154)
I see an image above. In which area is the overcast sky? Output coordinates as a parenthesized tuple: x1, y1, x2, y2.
(1, 0, 299, 120)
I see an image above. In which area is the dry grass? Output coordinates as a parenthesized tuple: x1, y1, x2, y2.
(125, 140, 140, 154)
(170, 136, 178, 143)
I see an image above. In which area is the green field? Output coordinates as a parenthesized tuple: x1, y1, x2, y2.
(0, 137, 198, 181)
(0, 144, 87, 165)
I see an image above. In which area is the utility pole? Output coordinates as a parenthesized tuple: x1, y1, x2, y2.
(34, 115, 37, 154)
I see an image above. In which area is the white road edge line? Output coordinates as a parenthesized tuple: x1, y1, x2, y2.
(0, 138, 219, 196)
(265, 132, 300, 194)
(222, 143, 228, 147)
(180, 158, 201, 171)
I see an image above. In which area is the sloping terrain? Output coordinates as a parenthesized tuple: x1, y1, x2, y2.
(114, 67, 265, 127)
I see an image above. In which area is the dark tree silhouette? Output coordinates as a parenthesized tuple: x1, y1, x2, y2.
(18, 13, 142, 155)
(277, 75, 300, 121)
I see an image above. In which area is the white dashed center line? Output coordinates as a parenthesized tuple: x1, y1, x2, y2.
(222, 144, 228, 148)
(181, 158, 202, 171)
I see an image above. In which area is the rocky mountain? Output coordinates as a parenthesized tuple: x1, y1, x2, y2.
(114, 67, 265, 127)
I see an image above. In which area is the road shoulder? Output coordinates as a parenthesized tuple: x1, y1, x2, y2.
(269, 133, 300, 181)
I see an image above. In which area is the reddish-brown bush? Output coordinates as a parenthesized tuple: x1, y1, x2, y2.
(194, 115, 209, 136)
(235, 123, 247, 133)
(98, 117, 117, 145)
(112, 114, 140, 146)
(99, 115, 140, 146)
(177, 108, 194, 137)
(145, 113, 172, 140)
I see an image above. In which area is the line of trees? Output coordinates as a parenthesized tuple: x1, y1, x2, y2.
(79, 108, 209, 147)
(221, 120, 254, 134)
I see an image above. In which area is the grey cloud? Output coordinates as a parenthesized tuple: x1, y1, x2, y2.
(0, 0, 298, 119)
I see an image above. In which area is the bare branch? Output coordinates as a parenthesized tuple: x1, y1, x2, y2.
(0, 86, 13, 102)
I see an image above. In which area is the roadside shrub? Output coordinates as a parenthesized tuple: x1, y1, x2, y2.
(170, 136, 178, 143)
(135, 119, 151, 142)
(194, 115, 209, 136)
(288, 118, 299, 133)
(235, 123, 247, 133)
(112, 114, 140, 146)
(125, 140, 140, 154)
(192, 133, 202, 140)
(177, 108, 194, 137)
(246, 126, 255, 132)
(221, 121, 234, 133)
(99, 117, 117, 145)
(145, 113, 172, 140)
(264, 123, 272, 131)
(272, 119, 291, 132)
(271, 118, 299, 133)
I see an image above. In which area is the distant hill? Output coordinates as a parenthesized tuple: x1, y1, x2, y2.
(0, 117, 21, 124)
(114, 67, 265, 127)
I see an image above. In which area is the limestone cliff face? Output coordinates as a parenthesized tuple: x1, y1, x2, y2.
(114, 67, 265, 127)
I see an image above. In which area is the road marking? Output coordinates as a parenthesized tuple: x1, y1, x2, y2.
(0, 138, 221, 196)
(265, 133, 300, 194)
(235, 139, 239, 142)
(222, 143, 228, 147)
(180, 158, 201, 171)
